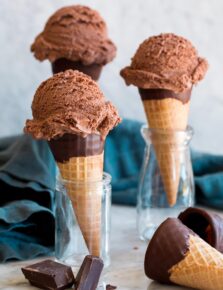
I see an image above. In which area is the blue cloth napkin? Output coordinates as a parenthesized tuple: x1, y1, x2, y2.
(104, 119, 145, 205)
(1, 119, 223, 262)
(0, 135, 56, 262)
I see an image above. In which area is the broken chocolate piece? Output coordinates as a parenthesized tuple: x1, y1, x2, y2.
(21, 259, 75, 290)
(75, 255, 104, 290)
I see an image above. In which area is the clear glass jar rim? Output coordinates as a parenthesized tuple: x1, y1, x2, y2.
(141, 124, 194, 137)
(56, 172, 112, 186)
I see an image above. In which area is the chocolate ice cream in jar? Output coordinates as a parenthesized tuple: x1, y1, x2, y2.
(120, 33, 208, 240)
(31, 5, 116, 80)
(121, 33, 208, 207)
(24, 70, 121, 263)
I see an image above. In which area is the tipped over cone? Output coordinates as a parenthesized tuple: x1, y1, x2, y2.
(139, 88, 191, 206)
(49, 133, 104, 256)
(144, 217, 223, 290)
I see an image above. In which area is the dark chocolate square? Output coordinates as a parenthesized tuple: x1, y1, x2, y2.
(21, 259, 75, 290)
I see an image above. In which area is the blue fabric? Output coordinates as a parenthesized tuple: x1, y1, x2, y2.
(1, 119, 223, 262)
(0, 135, 56, 262)
(105, 119, 145, 205)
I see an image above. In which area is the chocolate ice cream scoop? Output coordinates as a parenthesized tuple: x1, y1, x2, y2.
(31, 5, 116, 67)
(120, 33, 208, 94)
(178, 207, 223, 253)
(24, 70, 121, 140)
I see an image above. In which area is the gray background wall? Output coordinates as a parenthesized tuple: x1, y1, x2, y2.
(0, 0, 222, 153)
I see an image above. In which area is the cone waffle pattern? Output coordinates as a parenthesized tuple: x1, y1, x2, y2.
(57, 153, 104, 256)
(170, 235, 223, 290)
(143, 98, 190, 206)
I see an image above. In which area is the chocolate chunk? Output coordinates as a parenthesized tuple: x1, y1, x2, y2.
(144, 218, 195, 284)
(21, 259, 75, 290)
(75, 255, 104, 290)
(106, 284, 117, 289)
(179, 207, 223, 253)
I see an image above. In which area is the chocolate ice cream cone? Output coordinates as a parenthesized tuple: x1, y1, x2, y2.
(145, 218, 223, 290)
(139, 88, 191, 206)
(49, 134, 104, 256)
(24, 70, 121, 256)
(120, 34, 208, 207)
(52, 59, 102, 80)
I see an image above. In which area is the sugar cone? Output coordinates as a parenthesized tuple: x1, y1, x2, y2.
(169, 234, 223, 290)
(57, 153, 104, 256)
(48, 133, 104, 257)
(142, 97, 190, 206)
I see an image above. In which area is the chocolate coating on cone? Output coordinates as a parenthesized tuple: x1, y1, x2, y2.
(179, 207, 223, 253)
(52, 59, 102, 80)
(139, 88, 191, 104)
(144, 218, 195, 283)
(48, 133, 104, 162)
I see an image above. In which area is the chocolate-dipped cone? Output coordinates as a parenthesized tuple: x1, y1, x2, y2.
(120, 34, 208, 206)
(49, 133, 104, 256)
(145, 218, 223, 290)
(52, 59, 103, 80)
(24, 70, 121, 257)
(139, 88, 191, 206)
(179, 207, 223, 253)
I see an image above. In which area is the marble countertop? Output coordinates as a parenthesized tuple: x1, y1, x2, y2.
(0, 206, 204, 290)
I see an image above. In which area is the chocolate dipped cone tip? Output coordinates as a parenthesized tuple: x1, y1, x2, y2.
(138, 88, 192, 104)
(144, 218, 193, 283)
(145, 217, 223, 290)
(48, 133, 104, 163)
(52, 59, 103, 80)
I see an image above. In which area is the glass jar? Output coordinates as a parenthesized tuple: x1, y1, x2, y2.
(137, 126, 194, 241)
(55, 173, 111, 268)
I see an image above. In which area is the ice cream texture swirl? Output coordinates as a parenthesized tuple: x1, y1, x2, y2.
(24, 70, 121, 140)
(120, 33, 208, 93)
(31, 5, 116, 65)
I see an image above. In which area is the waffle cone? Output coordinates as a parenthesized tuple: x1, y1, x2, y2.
(169, 235, 223, 290)
(143, 98, 190, 206)
(57, 153, 104, 256)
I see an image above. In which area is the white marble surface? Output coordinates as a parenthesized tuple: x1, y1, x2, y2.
(0, 0, 223, 154)
(0, 206, 194, 290)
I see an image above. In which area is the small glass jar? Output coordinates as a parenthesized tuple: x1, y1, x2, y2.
(55, 173, 111, 268)
(137, 126, 195, 241)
